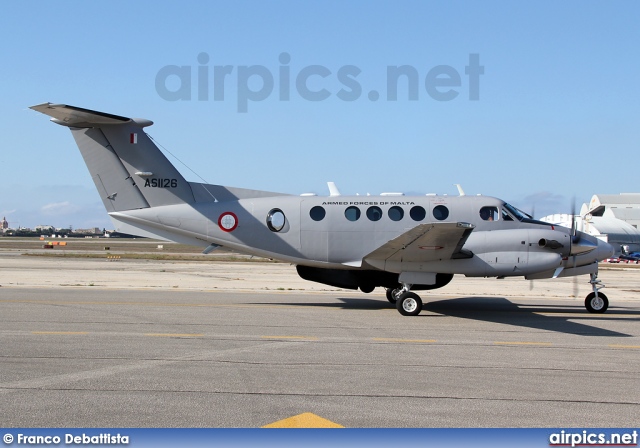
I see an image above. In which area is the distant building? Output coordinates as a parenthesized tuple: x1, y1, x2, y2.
(580, 193, 640, 229)
(1, 217, 8, 232)
(74, 227, 102, 235)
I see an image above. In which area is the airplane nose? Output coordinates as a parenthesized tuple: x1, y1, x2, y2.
(596, 239, 615, 261)
(570, 230, 598, 256)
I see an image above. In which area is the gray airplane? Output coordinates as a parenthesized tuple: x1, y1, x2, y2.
(31, 103, 615, 316)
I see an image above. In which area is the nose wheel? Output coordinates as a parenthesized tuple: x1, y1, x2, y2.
(585, 292, 608, 313)
(585, 272, 608, 313)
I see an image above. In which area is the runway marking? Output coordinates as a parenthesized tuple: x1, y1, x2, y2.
(494, 341, 552, 346)
(262, 412, 343, 428)
(261, 336, 318, 340)
(144, 333, 204, 338)
(373, 338, 437, 343)
(31, 331, 88, 335)
(608, 344, 640, 349)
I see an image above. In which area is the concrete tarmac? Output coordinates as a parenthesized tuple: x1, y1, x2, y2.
(1, 255, 639, 427)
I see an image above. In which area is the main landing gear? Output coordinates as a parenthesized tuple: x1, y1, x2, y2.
(585, 272, 608, 313)
(386, 283, 423, 316)
(385, 287, 402, 304)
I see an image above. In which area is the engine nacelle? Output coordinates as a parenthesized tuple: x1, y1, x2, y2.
(538, 238, 564, 250)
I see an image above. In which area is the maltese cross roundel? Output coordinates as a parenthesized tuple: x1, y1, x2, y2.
(218, 212, 238, 232)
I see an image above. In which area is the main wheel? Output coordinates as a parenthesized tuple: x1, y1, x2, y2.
(385, 287, 402, 304)
(396, 292, 423, 316)
(585, 292, 608, 313)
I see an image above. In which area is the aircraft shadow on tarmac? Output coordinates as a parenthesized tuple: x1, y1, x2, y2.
(267, 296, 638, 337)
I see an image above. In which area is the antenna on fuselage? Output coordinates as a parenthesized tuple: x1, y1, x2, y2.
(454, 184, 466, 196)
(327, 182, 341, 197)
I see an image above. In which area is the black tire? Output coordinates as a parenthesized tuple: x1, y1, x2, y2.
(396, 292, 423, 316)
(585, 292, 608, 313)
(386, 287, 402, 303)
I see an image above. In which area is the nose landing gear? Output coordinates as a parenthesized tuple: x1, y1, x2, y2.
(585, 272, 608, 313)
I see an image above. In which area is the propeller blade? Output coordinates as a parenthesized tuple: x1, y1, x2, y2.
(568, 196, 596, 255)
(568, 196, 579, 298)
(572, 256, 579, 298)
(570, 196, 577, 237)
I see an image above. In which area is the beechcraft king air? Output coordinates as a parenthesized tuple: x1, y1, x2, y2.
(31, 103, 615, 316)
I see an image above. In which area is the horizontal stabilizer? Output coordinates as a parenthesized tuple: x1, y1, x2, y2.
(30, 103, 135, 127)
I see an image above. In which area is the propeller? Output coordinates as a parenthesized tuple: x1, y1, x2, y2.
(528, 203, 536, 291)
(571, 200, 579, 297)
(569, 200, 597, 257)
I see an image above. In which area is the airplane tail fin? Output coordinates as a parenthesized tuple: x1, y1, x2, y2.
(30, 103, 195, 212)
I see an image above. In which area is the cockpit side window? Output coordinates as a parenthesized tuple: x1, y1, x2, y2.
(501, 209, 514, 221)
(479, 206, 499, 221)
(502, 202, 528, 222)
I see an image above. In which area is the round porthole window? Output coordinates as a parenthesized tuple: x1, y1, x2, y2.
(345, 206, 361, 222)
(367, 206, 383, 221)
(388, 206, 404, 221)
(267, 208, 286, 232)
(433, 205, 449, 221)
(410, 206, 426, 221)
(309, 206, 326, 221)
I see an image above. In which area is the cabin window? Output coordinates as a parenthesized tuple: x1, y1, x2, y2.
(266, 209, 286, 232)
(366, 206, 383, 221)
(410, 206, 426, 221)
(309, 206, 326, 221)
(345, 206, 361, 222)
(388, 206, 404, 221)
(433, 205, 449, 221)
(479, 206, 499, 221)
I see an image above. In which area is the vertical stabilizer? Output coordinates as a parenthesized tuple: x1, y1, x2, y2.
(30, 103, 195, 212)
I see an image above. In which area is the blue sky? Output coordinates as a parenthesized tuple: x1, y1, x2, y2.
(1, 1, 639, 229)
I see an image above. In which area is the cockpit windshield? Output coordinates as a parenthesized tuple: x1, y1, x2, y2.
(502, 203, 530, 222)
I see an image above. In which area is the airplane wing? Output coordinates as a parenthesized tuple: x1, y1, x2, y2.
(364, 222, 475, 266)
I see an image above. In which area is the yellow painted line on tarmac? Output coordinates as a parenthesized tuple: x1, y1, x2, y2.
(263, 412, 343, 428)
(144, 333, 204, 338)
(608, 344, 640, 350)
(261, 335, 318, 340)
(31, 331, 88, 335)
(373, 338, 436, 343)
(494, 341, 552, 346)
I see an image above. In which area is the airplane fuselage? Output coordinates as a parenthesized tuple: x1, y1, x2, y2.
(110, 193, 610, 281)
